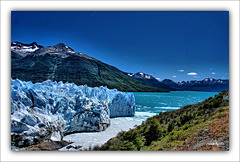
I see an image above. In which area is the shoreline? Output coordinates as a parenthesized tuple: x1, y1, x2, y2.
(11, 89, 218, 151)
(12, 112, 157, 151)
(59, 112, 157, 151)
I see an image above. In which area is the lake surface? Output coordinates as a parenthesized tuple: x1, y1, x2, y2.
(134, 91, 218, 114)
(60, 91, 219, 151)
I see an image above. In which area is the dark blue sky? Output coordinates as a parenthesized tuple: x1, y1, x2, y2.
(11, 11, 229, 81)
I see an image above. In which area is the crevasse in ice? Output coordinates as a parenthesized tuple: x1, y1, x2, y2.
(11, 78, 135, 146)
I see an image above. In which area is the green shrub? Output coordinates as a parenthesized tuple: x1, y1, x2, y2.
(197, 109, 205, 116)
(121, 141, 136, 150)
(120, 130, 143, 150)
(167, 121, 174, 133)
(144, 119, 163, 146)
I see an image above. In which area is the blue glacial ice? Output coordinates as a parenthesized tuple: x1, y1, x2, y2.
(11, 79, 135, 145)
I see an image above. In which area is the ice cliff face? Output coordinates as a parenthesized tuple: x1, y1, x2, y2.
(11, 79, 135, 147)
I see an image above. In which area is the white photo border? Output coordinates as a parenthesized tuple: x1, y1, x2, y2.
(1, 1, 239, 162)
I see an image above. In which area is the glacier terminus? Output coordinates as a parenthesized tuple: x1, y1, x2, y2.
(11, 78, 135, 148)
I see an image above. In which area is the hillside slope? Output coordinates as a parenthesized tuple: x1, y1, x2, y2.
(11, 42, 165, 92)
(94, 91, 229, 151)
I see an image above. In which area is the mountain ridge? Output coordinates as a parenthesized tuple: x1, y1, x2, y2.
(128, 72, 229, 92)
(161, 78, 229, 92)
(11, 42, 228, 92)
(11, 42, 165, 92)
(127, 72, 175, 91)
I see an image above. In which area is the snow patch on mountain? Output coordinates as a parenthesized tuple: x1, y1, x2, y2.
(11, 42, 41, 56)
(128, 72, 153, 80)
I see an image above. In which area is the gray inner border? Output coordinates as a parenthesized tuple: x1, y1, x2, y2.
(0, 0, 239, 162)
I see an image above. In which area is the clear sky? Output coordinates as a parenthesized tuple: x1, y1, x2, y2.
(11, 11, 229, 82)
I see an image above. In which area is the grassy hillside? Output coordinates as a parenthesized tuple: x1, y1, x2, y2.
(94, 91, 229, 151)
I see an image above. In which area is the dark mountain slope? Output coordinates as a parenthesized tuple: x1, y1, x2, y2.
(11, 51, 23, 60)
(11, 42, 165, 92)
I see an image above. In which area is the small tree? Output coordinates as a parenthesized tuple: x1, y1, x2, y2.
(121, 130, 143, 150)
(167, 121, 174, 132)
(144, 119, 162, 146)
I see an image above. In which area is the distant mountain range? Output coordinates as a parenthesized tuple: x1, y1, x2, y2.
(128, 72, 229, 92)
(162, 78, 229, 92)
(11, 42, 229, 92)
(11, 42, 164, 92)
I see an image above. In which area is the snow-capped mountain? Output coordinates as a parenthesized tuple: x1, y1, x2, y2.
(161, 78, 229, 92)
(11, 42, 42, 57)
(11, 42, 96, 60)
(175, 78, 228, 86)
(128, 71, 229, 92)
(127, 72, 174, 91)
(128, 72, 153, 79)
(11, 42, 161, 92)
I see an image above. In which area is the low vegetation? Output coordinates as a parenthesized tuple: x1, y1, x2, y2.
(94, 91, 229, 151)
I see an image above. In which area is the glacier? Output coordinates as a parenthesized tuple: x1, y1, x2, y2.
(11, 79, 135, 148)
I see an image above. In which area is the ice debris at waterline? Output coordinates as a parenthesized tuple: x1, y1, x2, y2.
(11, 78, 135, 148)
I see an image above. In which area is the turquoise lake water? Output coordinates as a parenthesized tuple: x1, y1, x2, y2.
(133, 91, 219, 114)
